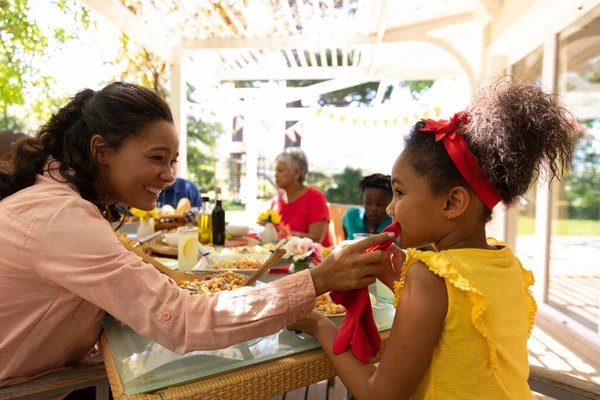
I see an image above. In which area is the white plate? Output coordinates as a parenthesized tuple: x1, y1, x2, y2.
(207, 253, 270, 264)
(153, 257, 179, 270)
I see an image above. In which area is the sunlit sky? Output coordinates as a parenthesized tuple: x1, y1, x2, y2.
(29, 0, 473, 176)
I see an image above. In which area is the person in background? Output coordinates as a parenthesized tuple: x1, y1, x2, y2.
(0, 82, 393, 390)
(156, 161, 202, 209)
(0, 130, 27, 160)
(342, 173, 393, 240)
(271, 147, 331, 247)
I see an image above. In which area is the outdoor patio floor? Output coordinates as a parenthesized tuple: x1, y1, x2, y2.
(268, 308, 600, 400)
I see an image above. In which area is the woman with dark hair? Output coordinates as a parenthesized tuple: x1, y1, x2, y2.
(342, 173, 393, 240)
(0, 82, 394, 386)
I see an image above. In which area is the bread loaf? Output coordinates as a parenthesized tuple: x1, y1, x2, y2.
(176, 197, 191, 214)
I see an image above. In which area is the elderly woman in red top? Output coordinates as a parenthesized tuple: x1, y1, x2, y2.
(271, 148, 331, 247)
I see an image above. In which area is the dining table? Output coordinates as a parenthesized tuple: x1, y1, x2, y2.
(99, 264, 396, 400)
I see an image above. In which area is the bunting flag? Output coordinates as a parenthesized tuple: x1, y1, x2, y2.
(312, 106, 443, 127)
(284, 122, 303, 145)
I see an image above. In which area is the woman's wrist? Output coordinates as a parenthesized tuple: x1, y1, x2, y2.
(309, 265, 328, 296)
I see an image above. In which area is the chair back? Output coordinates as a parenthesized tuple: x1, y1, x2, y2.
(327, 203, 352, 247)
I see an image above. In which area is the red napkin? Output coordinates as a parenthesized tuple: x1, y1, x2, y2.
(329, 222, 401, 363)
(269, 264, 291, 274)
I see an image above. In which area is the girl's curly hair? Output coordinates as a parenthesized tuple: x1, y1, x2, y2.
(404, 78, 576, 222)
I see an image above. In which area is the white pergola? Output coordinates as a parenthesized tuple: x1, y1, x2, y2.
(81, 0, 600, 161)
(81, 0, 600, 324)
(82, 0, 495, 171)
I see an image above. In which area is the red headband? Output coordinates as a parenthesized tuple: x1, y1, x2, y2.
(420, 111, 501, 210)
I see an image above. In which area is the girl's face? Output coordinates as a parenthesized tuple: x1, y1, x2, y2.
(363, 187, 392, 226)
(386, 151, 448, 248)
(274, 160, 300, 189)
(98, 120, 179, 210)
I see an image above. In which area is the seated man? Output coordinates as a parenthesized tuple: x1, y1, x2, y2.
(157, 162, 203, 209)
(342, 173, 393, 240)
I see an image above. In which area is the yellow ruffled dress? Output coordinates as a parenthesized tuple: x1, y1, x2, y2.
(393, 239, 537, 399)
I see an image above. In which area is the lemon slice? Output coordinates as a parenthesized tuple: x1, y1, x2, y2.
(182, 237, 196, 258)
(369, 293, 377, 306)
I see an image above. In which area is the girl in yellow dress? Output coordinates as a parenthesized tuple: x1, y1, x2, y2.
(289, 79, 576, 399)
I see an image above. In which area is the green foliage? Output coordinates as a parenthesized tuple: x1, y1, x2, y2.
(0, 0, 92, 126)
(563, 119, 600, 220)
(317, 82, 393, 107)
(112, 33, 168, 99)
(399, 80, 435, 100)
(0, 114, 24, 131)
(307, 170, 334, 194)
(325, 166, 364, 205)
(518, 216, 600, 236)
(186, 116, 225, 193)
(186, 83, 225, 192)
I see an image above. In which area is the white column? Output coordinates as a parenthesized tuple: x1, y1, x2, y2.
(533, 31, 559, 302)
(170, 43, 187, 178)
(243, 102, 259, 220)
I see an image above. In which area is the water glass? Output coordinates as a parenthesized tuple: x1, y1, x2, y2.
(178, 226, 199, 271)
(353, 233, 376, 240)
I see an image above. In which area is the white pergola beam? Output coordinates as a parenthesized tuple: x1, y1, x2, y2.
(367, 0, 388, 77)
(80, 0, 172, 60)
(170, 44, 187, 178)
(382, 11, 477, 43)
(182, 11, 477, 51)
(215, 66, 369, 81)
(198, 78, 366, 102)
(373, 79, 390, 105)
(214, 65, 463, 81)
(281, 78, 370, 103)
(183, 34, 377, 50)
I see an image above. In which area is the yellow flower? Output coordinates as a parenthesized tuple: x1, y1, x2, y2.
(257, 209, 281, 224)
(130, 208, 159, 222)
(267, 209, 281, 224)
(257, 212, 268, 222)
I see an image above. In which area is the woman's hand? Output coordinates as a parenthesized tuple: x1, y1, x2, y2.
(287, 310, 336, 338)
(309, 231, 394, 296)
(377, 244, 406, 291)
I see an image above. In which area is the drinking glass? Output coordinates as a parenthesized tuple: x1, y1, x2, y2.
(178, 226, 199, 271)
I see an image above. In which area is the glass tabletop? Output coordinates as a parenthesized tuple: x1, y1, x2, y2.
(103, 285, 396, 395)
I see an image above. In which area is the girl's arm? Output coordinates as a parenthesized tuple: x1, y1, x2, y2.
(291, 261, 447, 400)
(376, 244, 405, 291)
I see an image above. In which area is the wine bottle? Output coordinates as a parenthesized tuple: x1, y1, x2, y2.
(212, 187, 226, 246)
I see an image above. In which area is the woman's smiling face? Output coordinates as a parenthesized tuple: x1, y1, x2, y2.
(97, 121, 179, 210)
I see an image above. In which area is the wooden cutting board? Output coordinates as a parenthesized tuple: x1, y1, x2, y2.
(148, 237, 178, 256)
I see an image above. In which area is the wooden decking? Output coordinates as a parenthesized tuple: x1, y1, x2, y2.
(548, 275, 600, 332)
(270, 309, 600, 400)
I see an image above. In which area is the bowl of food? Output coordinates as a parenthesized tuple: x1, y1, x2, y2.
(225, 225, 250, 238)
